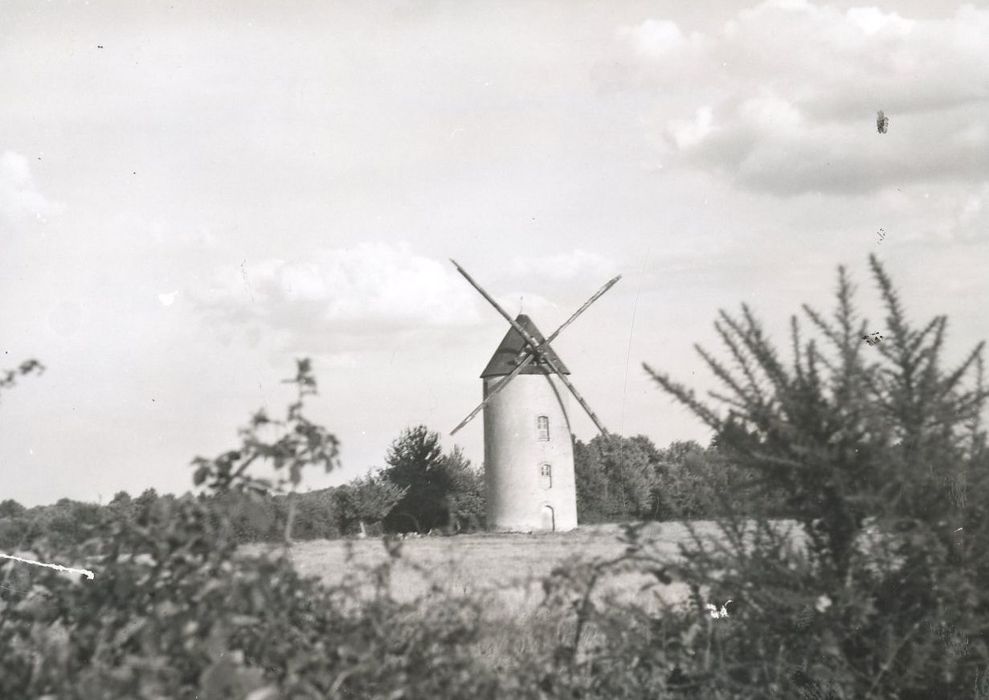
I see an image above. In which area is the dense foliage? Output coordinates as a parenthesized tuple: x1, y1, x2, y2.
(0, 361, 504, 698)
(574, 434, 785, 524)
(641, 255, 989, 698)
(382, 426, 485, 533)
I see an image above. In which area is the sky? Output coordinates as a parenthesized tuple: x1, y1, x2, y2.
(2, 0, 988, 506)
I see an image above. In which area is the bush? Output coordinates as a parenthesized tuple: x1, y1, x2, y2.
(0, 490, 516, 698)
(641, 255, 989, 698)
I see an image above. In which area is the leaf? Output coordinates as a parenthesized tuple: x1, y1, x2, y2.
(193, 465, 210, 486)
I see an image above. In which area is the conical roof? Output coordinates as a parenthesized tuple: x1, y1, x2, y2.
(480, 314, 570, 378)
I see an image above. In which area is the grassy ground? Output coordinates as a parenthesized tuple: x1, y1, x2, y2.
(250, 521, 699, 600)
(245, 521, 741, 666)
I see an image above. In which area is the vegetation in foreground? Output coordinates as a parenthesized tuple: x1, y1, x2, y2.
(1, 254, 987, 698)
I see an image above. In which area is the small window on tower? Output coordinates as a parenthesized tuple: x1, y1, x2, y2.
(540, 463, 552, 489)
(537, 415, 550, 441)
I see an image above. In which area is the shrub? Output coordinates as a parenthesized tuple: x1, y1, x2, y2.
(641, 255, 989, 698)
(0, 492, 512, 698)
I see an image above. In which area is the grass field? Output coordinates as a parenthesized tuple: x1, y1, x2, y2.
(244, 521, 748, 665)
(252, 522, 694, 599)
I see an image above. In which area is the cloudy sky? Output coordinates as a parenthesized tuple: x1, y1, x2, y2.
(2, 0, 987, 506)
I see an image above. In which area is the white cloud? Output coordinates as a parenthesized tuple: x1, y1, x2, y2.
(937, 182, 989, 242)
(845, 7, 914, 37)
(195, 242, 482, 349)
(509, 249, 617, 281)
(667, 107, 715, 150)
(622, 4, 989, 196)
(738, 93, 803, 132)
(195, 247, 619, 352)
(620, 19, 692, 58)
(0, 151, 57, 227)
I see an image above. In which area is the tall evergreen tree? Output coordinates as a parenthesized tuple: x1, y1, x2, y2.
(382, 425, 453, 533)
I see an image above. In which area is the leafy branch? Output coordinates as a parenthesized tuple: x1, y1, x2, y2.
(191, 358, 341, 543)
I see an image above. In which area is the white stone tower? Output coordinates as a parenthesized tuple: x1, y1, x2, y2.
(481, 315, 578, 532)
(446, 258, 620, 534)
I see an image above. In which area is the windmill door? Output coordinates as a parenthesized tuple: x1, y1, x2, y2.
(540, 505, 555, 532)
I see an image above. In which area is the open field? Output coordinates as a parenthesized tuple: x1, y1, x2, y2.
(244, 520, 805, 665)
(249, 522, 694, 602)
(271, 521, 804, 597)
(245, 522, 698, 665)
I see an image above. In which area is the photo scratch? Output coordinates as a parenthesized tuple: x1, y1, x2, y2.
(0, 552, 95, 580)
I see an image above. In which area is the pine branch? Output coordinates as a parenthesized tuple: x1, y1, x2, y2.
(696, 343, 758, 409)
(740, 304, 790, 390)
(941, 341, 985, 398)
(802, 303, 844, 350)
(790, 315, 805, 384)
(869, 254, 909, 349)
(643, 363, 721, 430)
(717, 311, 767, 403)
(834, 265, 859, 351)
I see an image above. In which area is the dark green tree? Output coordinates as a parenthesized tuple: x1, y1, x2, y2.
(574, 437, 610, 522)
(574, 434, 661, 522)
(134, 488, 159, 510)
(443, 447, 486, 532)
(0, 499, 26, 519)
(381, 426, 452, 533)
(600, 434, 658, 518)
(0, 499, 29, 549)
(289, 489, 339, 540)
(649, 440, 705, 520)
(109, 491, 132, 506)
(334, 472, 407, 536)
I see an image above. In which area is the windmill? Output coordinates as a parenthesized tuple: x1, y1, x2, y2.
(449, 259, 620, 532)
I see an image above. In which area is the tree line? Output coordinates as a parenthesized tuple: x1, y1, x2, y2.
(0, 426, 786, 550)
